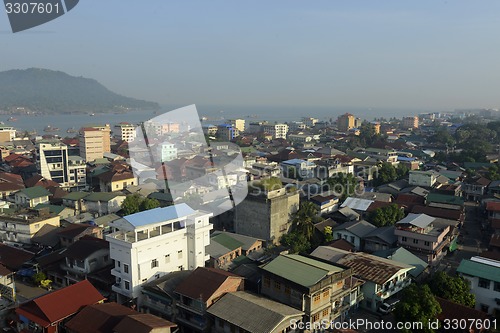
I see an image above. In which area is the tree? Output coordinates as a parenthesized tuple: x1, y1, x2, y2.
(373, 162, 398, 187)
(326, 173, 359, 201)
(428, 271, 475, 307)
(292, 201, 319, 242)
(32, 271, 46, 286)
(396, 163, 409, 179)
(368, 204, 405, 227)
(280, 231, 311, 254)
(139, 198, 160, 211)
(394, 284, 442, 333)
(323, 225, 334, 243)
(121, 193, 142, 215)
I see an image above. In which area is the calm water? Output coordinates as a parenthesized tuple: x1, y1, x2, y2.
(7, 104, 429, 136)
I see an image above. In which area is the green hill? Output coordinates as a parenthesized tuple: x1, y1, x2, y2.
(0, 68, 159, 112)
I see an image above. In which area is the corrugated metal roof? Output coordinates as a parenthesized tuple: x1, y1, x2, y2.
(260, 254, 344, 288)
(396, 213, 434, 228)
(207, 291, 303, 333)
(457, 259, 500, 283)
(341, 197, 374, 211)
(123, 203, 194, 227)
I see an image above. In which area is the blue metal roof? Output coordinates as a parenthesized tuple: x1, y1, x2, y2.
(123, 203, 195, 227)
(397, 156, 416, 162)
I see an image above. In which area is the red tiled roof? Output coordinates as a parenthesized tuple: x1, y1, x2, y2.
(486, 201, 500, 212)
(436, 297, 488, 332)
(57, 223, 94, 239)
(491, 218, 500, 231)
(114, 314, 177, 333)
(25, 175, 60, 189)
(411, 205, 463, 221)
(0, 243, 35, 271)
(366, 201, 395, 212)
(490, 234, 500, 248)
(0, 172, 24, 185)
(396, 193, 425, 204)
(3, 153, 24, 163)
(16, 280, 105, 327)
(0, 264, 12, 276)
(64, 236, 109, 260)
(174, 267, 243, 303)
(327, 239, 355, 252)
(65, 302, 136, 333)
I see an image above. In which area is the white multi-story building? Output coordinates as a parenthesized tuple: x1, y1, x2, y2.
(106, 204, 213, 302)
(37, 140, 85, 189)
(158, 142, 178, 162)
(302, 117, 318, 128)
(457, 256, 500, 315)
(228, 119, 245, 132)
(263, 123, 288, 139)
(114, 123, 137, 143)
(0, 126, 16, 141)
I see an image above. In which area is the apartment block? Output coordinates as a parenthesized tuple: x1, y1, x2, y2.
(106, 204, 213, 302)
(114, 122, 137, 143)
(262, 123, 288, 139)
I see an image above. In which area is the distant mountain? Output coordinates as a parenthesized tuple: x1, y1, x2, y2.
(0, 68, 159, 112)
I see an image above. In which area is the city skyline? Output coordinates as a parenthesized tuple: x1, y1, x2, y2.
(2, 1, 500, 111)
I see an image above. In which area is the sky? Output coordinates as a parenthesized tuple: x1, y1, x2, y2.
(2, 1, 500, 112)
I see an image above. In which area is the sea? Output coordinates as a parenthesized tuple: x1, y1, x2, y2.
(5, 104, 433, 136)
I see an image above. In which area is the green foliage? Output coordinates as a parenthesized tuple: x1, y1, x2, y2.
(396, 163, 409, 179)
(121, 194, 142, 215)
(368, 204, 405, 227)
(122, 194, 161, 215)
(139, 198, 160, 211)
(280, 231, 311, 254)
(292, 201, 319, 242)
(487, 164, 500, 181)
(326, 173, 359, 201)
(428, 271, 475, 308)
(373, 162, 398, 187)
(430, 128, 455, 146)
(323, 225, 334, 243)
(32, 272, 46, 286)
(394, 284, 442, 333)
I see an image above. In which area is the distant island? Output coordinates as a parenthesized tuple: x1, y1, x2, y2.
(0, 68, 159, 113)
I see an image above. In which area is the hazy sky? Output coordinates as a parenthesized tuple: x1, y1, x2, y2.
(2, 1, 500, 111)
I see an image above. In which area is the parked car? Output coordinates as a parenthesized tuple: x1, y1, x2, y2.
(378, 299, 400, 314)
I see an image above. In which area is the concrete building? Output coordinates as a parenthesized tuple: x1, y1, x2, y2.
(457, 256, 500, 316)
(409, 170, 438, 187)
(106, 204, 213, 302)
(281, 159, 316, 179)
(302, 117, 319, 127)
(36, 139, 72, 187)
(0, 210, 60, 244)
(79, 128, 105, 162)
(14, 186, 50, 208)
(158, 142, 178, 162)
(0, 126, 16, 142)
(262, 123, 288, 139)
(202, 124, 218, 137)
(402, 116, 419, 129)
(260, 254, 362, 324)
(114, 122, 137, 143)
(216, 124, 239, 141)
(234, 187, 299, 244)
(312, 247, 413, 312)
(394, 213, 451, 264)
(228, 119, 245, 132)
(337, 113, 356, 132)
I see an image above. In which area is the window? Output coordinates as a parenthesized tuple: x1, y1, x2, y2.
(123, 264, 129, 274)
(478, 278, 490, 289)
(117, 261, 121, 268)
(494, 282, 500, 292)
(165, 254, 170, 263)
(264, 277, 271, 288)
(124, 280, 130, 290)
(402, 236, 407, 242)
(274, 281, 281, 290)
(337, 233, 341, 239)
(413, 239, 418, 244)
(312, 313, 320, 322)
(313, 294, 321, 303)
(350, 236, 355, 244)
(151, 259, 158, 269)
(424, 241, 430, 246)
(178, 265, 184, 271)
(322, 290, 329, 298)
(322, 308, 329, 317)
(285, 286, 291, 295)
(178, 250, 183, 259)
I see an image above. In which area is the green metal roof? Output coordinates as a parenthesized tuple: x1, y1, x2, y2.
(85, 192, 123, 202)
(457, 259, 500, 283)
(212, 233, 244, 251)
(427, 193, 464, 206)
(261, 254, 344, 288)
(63, 192, 90, 200)
(19, 186, 50, 199)
(34, 204, 65, 215)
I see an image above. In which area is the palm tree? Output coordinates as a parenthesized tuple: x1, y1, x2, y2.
(292, 201, 318, 242)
